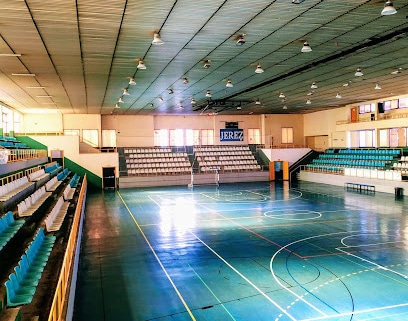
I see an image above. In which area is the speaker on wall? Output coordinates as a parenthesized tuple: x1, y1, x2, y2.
(378, 102, 384, 114)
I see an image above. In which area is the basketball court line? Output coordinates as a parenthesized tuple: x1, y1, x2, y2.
(189, 230, 298, 321)
(300, 302, 408, 321)
(117, 191, 197, 321)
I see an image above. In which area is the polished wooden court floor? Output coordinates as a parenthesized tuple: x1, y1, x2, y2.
(73, 181, 408, 321)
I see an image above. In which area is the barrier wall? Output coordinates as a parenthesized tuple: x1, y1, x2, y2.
(47, 175, 87, 321)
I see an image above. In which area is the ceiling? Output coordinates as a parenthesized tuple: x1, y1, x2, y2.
(0, 0, 407, 116)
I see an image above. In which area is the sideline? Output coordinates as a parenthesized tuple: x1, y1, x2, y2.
(117, 190, 197, 321)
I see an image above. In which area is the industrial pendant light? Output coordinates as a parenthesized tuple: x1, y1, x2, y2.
(381, 1, 397, 15)
(255, 63, 264, 74)
(301, 41, 312, 53)
(355, 68, 363, 77)
(152, 33, 164, 45)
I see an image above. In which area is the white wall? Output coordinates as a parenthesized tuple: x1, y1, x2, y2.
(29, 135, 118, 178)
(22, 114, 63, 133)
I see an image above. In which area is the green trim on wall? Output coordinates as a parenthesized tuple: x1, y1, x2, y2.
(16, 136, 48, 151)
(64, 157, 102, 190)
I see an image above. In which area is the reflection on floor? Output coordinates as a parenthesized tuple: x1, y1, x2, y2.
(73, 181, 408, 321)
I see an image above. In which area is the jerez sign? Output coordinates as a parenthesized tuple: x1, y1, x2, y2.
(220, 129, 244, 142)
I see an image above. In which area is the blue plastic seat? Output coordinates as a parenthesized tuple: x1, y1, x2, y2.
(4, 279, 33, 307)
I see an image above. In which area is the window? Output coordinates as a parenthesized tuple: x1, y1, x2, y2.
(169, 129, 184, 146)
(248, 128, 261, 144)
(186, 129, 200, 146)
(64, 129, 80, 136)
(359, 130, 373, 147)
(358, 103, 375, 114)
(13, 112, 21, 133)
(379, 129, 388, 147)
(201, 129, 214, 145)
(82, 129, 98, 147)
(389, 128, 399, 147)
(2, 111, 10, 135)
(154, 129, 169, 147)
(382, 100, 394, 111)
(398, 97, 408, 109)
(102, 130, 116, 147)
(281, 127, 293, 144)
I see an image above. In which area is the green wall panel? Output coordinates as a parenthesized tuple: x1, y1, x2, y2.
(16, 136, 48, 151)
(64, 157, 102, 190)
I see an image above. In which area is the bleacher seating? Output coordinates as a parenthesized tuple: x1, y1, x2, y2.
(70, 173, 80, 187)
(44, 163, 62, 177)
(0, 136, 28, 149)
(392, 155, 408, 176)
(194, 145, 261, 172)
(57, 168, 71, 181)
(17, 186, 52, 217)
(45, 196, 70, 232)
(124, 147, 192, 176)
(45, 176, 62, 192)
(0, 176, 34, 203)
(63, 184, 75, 201)
(28, 169, 49, 183)
(4, 228, 55, 307)
(0, 211, 24, 251)
(306, 148, 400, 174)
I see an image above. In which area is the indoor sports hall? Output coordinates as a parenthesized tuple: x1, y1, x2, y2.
(73, 180, 408, 321)
(0, 1, 408, 321)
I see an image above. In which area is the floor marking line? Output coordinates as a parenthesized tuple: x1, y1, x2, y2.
(189, 230, 298, 321)
(335, 247, 408, 280)
(269, 231, 365, 317)
(187, 263, 237, 321)
(301, 302, 408, 321)
(117, 191, 197, 321)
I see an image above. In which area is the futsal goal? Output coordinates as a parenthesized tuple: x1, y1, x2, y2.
(188, 167, 220, 189)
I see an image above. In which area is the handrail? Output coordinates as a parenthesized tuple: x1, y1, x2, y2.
(47, 175, 87, 321)
(336, 111, 408, 125)
(7, 149, 47, 162)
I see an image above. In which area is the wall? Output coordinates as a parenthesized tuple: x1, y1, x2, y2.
(102, 114, 266, 146)
(263, 114, 304, 147)
(304, 107, 349, 148)
(28, 135, 118, 184)
(22, 113, 63, 133)
(101, 115, 154, 146)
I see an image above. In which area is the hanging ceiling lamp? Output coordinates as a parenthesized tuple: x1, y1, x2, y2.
(128, 77, 136, 85)
(375, 83, 382, 90)
(137, 60, 146, 70)
(152, 33, 164, 45)
(381, 1, 397, 15)
(191, 98, 196, 105)
(355, 68, 363, 77)
(255, 98, 261, 105)
(226, 79, 233, 88)
(203, 60, 211, 68)
(122, 88, 129, 95)
(236, 34, 246, 46)
(301, 41, 312, 53)
(255, 63, 264, 74)
(205, 90, 212, 98)
(336, 93, 342, 99)
(310, 82, 318, 89)
(306, 99, 312, 105)
(118, 96, 124, 103)
(279, 92, 285, 99)
(114, 103, 120, 108)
